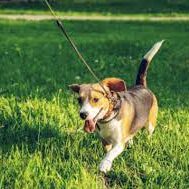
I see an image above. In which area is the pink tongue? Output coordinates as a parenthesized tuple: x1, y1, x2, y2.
(84, 119, 96, 133)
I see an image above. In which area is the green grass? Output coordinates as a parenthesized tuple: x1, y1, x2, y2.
(0, 19, 189, 188)
(0, 0, 189, 16)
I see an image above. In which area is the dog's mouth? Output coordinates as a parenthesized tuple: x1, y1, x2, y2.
(83, 108, 103, 133)
(84, 119, 97, 133)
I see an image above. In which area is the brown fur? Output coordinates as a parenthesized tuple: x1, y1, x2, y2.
(69, 41, 163, 173)
(102, 78, 126, 92)
(147, 94, 158, 134)
(120, 101, 135, 143)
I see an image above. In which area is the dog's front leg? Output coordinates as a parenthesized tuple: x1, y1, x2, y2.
(99, 143, 124, 173)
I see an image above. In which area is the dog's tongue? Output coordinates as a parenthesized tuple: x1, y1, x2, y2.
(84, 119, 96, 133)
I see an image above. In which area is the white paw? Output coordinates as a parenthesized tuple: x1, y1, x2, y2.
(99, 159, 112, 173)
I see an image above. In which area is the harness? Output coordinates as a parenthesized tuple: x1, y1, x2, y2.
(100, 92, 122, 123)
(91, 87, 122, 125)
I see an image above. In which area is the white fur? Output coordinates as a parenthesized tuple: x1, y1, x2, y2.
(148, 122, 155, 135)
(98, 118, 137, 173)
(80, 98, 106, 120)
(144, 40, 164, 63)
(98, 119, 125, 173)
(80, 99, 135, 173)
(99, 159, 112, 173)
(98, 119, 122, 145)
(99, 144, 124, 173)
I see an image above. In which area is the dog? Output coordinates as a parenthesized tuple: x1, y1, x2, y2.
(69, 41, 164, 173)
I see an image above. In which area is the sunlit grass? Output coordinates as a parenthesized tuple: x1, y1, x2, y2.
(0, 19, 189, 188)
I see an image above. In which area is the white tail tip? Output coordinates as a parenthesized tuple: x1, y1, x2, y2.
(144, 40, 165, 62)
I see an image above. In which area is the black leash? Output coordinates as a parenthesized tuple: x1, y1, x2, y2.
(44, 0, 110, 97)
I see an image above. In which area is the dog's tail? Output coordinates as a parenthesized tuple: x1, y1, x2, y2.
(135, 40, 164, 87)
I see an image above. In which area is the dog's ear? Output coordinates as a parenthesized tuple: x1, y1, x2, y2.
(102, 78, 126, 92)
(69, 84, 80, 93)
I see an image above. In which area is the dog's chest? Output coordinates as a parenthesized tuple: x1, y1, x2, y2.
(97, 119, 122, 144)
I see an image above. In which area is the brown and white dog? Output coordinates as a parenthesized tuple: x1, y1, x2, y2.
(69, 41, 164, 173)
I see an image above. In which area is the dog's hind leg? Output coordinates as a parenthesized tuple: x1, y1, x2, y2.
(147, 95, 158, 136)
(147, 122, 155, 136)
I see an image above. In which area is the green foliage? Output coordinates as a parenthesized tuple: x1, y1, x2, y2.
(0, 19, 189, 188)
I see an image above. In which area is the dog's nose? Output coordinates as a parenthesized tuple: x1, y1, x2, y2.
(80, 112, 88, 120)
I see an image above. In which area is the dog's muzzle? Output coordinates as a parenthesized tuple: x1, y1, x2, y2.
(83, 108, 103, 133)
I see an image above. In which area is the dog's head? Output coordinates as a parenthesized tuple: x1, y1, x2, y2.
(69, 78, 126, 133)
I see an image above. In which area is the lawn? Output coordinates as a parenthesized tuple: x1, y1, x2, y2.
(0, 19, 189, 188)
(0, 0, 189, 16)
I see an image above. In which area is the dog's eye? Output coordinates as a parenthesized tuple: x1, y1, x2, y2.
(93, 98, 99, 103)
(77, 97, 82, 104)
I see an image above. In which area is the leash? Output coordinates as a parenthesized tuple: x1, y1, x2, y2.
(44, 0, 110, 98)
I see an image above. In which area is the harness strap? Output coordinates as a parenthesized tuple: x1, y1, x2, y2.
(98, 92, 122, 124)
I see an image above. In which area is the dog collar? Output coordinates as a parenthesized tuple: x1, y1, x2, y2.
(98, 109, 120, 124)
(98, 92, 122, 124)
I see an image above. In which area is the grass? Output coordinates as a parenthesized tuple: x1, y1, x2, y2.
(0, 19, 189, 188)
(0, 0, 189, 16)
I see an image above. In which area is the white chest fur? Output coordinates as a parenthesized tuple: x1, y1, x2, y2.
(97, 119, 122, 145)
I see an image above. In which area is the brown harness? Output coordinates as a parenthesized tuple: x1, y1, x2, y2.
(91, 86, 122, 124)
(99, 92, 122, 124)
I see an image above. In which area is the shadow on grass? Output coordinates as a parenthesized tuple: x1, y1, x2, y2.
(0, 101, 99, 160)
(105, 171, 131, 188)
(0, 122, 61, 153)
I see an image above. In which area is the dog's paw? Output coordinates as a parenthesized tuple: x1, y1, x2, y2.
(99, 159, 112, 173)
